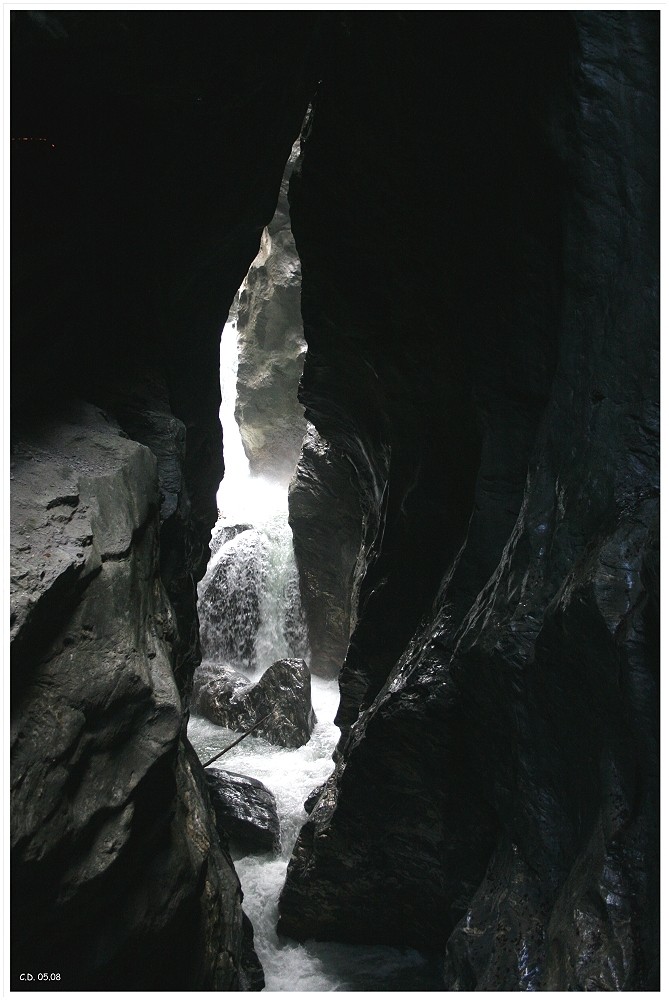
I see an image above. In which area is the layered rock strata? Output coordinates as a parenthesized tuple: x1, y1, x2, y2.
(280, 11, 659, 991)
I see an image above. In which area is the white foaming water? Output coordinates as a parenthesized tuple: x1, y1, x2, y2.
(216, 317, 288, 526)
(197, 319, 307, 674)
(189, 679, 439, 992)
(190, 318, 441, 990)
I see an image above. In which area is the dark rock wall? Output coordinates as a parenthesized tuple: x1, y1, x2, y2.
(11, 11, 321, 990)
(280, 11, 659, 990)
(290, 12, 570, 735)
(288, 425, 365, 678)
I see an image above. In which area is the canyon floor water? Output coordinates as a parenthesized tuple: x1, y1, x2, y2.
(189, 683, 443, 991)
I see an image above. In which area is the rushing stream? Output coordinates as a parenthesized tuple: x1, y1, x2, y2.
(188, 318, 442, 990)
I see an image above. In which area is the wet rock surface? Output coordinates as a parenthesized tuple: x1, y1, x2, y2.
(194, 663, 251, 717)
(206, 767, 281, 854)
(304, 783, 326, 815)
(198, 659, 316, 749)
(100, 368, 207, 704)
(288, 425, 364, 678)
(280, 10, 659, 991)
(10, 405, 257, 989)
(240, 913, 266, 992)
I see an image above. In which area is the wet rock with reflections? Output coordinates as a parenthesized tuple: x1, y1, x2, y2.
(280, 12, 658, 990)
(289, 425, 364, 679)
(206, 767, 281, 854)
(198, 658, 316, 748)
(194, 664, 251, 717)
(303, 783, 326, 815)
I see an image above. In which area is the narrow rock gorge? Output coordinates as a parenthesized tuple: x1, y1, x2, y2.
(11, 11, 658, 993)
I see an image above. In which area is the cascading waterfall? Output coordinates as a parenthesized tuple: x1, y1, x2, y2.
(189, 318, 441, 991)
(196, 314, 307, 680)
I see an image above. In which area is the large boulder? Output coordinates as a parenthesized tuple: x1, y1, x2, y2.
(205, 767, 281, 854)
(198, 659, 316, 749)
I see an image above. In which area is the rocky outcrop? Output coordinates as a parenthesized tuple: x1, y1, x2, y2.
(99, 367, 206, 703)
(288, 424, 364, 678)
(280, 11, 659, 991)
(235, 141, 307, 484)
(206, 767, 281, 854)
(194, 663, 250, 716)
(10, 404, 257, 989)
(304, 783, 326, 815)
(197, 659, 316, 748)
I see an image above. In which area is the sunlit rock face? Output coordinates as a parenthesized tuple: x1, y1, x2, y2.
(235, 142, 307, 484)
(280, 12, 659, 990)
(233, 145, 366, 680)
